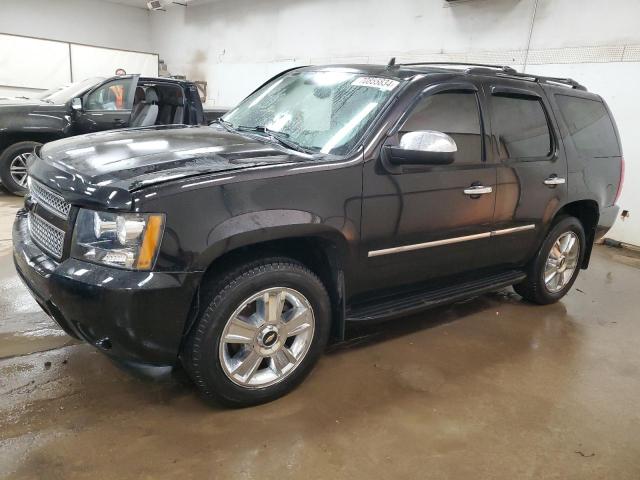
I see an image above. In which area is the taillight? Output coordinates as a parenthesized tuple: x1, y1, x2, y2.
(614, 156, 625, 204)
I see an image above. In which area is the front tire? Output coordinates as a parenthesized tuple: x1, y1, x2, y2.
(0, 141, 40, 196)
(182, 258, 331, 407)
(514, 216, 585, 305)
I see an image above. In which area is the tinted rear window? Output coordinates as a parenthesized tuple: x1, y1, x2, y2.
(556, 95, 620, 158)
(491, 95, 552, 159)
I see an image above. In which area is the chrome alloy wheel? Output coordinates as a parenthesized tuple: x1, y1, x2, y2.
(10, 153, 30, 188)
(219, 287, 315, 388)
(544, 231, 580, 293)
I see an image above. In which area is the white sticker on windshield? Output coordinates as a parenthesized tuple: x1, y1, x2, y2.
(351, 77, 400, 91)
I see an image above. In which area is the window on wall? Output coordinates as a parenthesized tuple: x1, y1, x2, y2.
(491, 95, 552, 160)
(555, 95, 620, 158)
(399, 91, 483, 164)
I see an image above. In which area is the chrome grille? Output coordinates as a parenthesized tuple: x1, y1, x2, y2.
(28, 213, 65, 260)
(29, 179, 71, 219)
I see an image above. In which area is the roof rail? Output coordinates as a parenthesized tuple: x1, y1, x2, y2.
(396, 61, 587, 90)
(398, 61, 518, 74)
(500, 71, 587, 90)
(536, 76, 586, 90)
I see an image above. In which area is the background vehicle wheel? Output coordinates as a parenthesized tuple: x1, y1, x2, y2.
(514, 216, 585, 305)
(182, 258, 331, 407)
(0, 141, 40, 196)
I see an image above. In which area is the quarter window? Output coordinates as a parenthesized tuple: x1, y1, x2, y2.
(399, 91, 483, 164)
(556, 95, 620, 158)
(491, 95, 552, 160)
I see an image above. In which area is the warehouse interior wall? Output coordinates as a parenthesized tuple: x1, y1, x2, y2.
(0, 0, 637, 245)
(149, 0, 640, 246)
(0, 0, 152, 53)
(149, 0, 640, 105)
(0, 0, 155, 97)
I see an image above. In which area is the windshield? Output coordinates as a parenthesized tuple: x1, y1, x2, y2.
(36, 77, 105, 104)
(222, 70, 400, 155)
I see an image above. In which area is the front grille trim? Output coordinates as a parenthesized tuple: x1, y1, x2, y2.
(28, 213, 65, 260)
(29, 179, 71, 219)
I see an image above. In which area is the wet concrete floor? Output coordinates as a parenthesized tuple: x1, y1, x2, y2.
(1, 191, 640, 479)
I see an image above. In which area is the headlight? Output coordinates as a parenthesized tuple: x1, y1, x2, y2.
(71, 209, 165, 270)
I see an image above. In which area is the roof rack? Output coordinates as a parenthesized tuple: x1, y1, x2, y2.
(392, 60, 587, 91)
(536, 76, 586, 90)
(398, 61, 518, 74)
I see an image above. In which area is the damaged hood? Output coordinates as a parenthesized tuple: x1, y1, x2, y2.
(29, 125, 303, 208)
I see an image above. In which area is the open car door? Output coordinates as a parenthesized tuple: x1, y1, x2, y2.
(74, 75, 140, 133)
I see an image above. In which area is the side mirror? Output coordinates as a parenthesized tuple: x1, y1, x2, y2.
(71, 97, 82, 111)
(386, 130, 457, 166)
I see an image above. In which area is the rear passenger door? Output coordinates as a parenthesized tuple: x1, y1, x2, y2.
(485, 81, 568, 268)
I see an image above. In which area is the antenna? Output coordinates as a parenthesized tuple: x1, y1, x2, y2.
(387, 57, 397, 68)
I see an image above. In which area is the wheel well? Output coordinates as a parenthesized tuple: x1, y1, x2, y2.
(182, 237, 346, 345)
(0, 133, 62, 155)
(554, 200, 599, 268)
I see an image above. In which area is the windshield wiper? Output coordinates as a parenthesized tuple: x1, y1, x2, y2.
(214, 117, 234, 132)
(235, 125, 313, 154)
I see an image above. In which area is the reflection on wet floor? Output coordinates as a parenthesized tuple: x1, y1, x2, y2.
(0, 196, 23, 261)
(0, 255, 78, 360)
(1, 190, 639, 479)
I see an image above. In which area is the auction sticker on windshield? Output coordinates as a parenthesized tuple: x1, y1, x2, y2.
(351, 77, 400, 91)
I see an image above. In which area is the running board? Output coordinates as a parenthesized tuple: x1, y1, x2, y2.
(346, 270, 526, 323)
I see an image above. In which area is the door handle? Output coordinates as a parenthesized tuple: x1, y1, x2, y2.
(113, 119, 126, 126)
(463, 185, 493, 195)
(544, 176, 566, 186)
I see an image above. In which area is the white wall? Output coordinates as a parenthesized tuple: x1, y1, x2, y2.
(0, 0, 155, 98)
(149, 0, 640, 246)
(0, 34, 71, 96)
(0, 0, 152, 52)
(0, 34, 159, 97)
(150, 0, 537, 106)
(2, 1, 636, 240)
(150, 0, 640, 105)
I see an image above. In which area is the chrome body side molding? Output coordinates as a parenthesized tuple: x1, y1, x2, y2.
(490, 224, 536, 236)
(368, 224, 536, 258)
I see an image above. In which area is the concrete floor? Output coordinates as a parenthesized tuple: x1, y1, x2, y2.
(1, 192, 640, 480)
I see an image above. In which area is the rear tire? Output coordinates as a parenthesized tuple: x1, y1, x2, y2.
(182, 258, 331, 407)
(514, 216, 585, 305)
(0, 142, 40, 196)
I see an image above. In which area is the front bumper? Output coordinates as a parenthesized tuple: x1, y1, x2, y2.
(13, 209, 202, 365)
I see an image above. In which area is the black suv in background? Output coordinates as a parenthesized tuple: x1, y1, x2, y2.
(0, 75, 208, 195)
(13, 63, 623, 407)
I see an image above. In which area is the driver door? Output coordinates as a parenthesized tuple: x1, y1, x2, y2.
(358, 82, 497, 294)
(74, 75, 139, 133)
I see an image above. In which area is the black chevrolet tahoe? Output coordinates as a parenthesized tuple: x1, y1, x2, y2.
(13, 63, 624, 406)
(0, 75, 208, 195)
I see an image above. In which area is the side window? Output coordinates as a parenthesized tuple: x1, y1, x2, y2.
(400, 91, 483, 164)
(555, 95, 620, 158)
(85, 79, 134, 111)
(491, 95, 552, 160)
